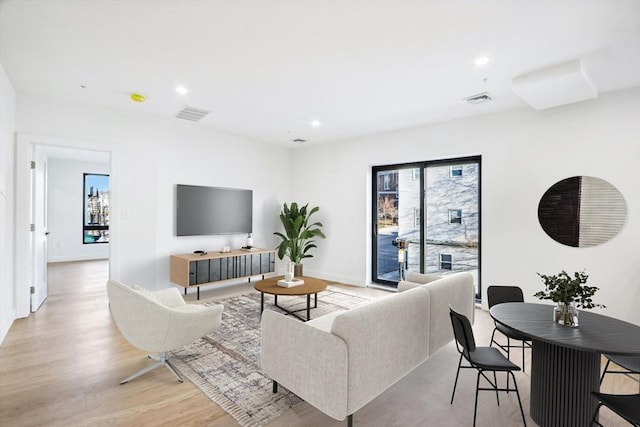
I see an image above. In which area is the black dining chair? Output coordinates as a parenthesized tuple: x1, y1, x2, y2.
(487, 286, 531, 372)
(449, 306, 527, 427)
(590, 392, 640, 426)
(600, 354, 640, 391)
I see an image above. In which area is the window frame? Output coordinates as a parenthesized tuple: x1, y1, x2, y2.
(449, 209, 462, 224)
(450, 165, 463, 177)
(440, 253, 453, 270)
(83, 173, 110, 244)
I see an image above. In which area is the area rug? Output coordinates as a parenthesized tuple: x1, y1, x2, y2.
(170, 287, 371, 427)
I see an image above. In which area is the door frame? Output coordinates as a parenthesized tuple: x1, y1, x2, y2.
(15, 133, 121, 318)
(371, 155, 482, 299)
(30, 145, 49, 311)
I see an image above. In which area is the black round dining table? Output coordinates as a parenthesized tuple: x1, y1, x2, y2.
(490, 302, 640, 427)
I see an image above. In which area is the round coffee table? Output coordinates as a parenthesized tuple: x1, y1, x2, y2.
(254, 276, 327, 321)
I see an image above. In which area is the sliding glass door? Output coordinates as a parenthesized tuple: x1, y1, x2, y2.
(373, 157, 481, 299)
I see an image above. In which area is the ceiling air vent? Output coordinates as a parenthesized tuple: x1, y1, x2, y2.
(175, 106, 210, 122)
(463, 92, 493, 105)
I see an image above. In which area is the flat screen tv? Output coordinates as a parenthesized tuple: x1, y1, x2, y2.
(176, 184, 252, 236)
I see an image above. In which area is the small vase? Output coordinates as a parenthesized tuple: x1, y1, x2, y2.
(285, 262, 295, 281)
(554, 302, 579, 327)
(294, 263, 303, 278)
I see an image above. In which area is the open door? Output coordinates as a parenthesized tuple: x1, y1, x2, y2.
(31, 146, 48, 312)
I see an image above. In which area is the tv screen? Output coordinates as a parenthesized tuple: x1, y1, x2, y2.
(176, 184, 252, 236)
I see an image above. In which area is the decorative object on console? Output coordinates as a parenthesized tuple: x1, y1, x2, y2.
(538, 176, 626, 248)
(246, 233, 253, 248)
(533, 270, 606, 327)
(274, 202, 326, 277)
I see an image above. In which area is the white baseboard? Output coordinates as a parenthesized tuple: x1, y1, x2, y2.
(48, 255, 109, 263)
(0, 309, 16, 345)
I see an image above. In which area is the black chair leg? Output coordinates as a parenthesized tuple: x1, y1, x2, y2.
(599, 359, 611, 385)
(591, 402, 604, 426)
(272, 380, 278, 393)
(347, 414, 353, 427)
(473, 371, 481, 427)
(451, 353, 464, 404)
(506, 337, 511, 391)
(510, 371, 526, 427)
(493, 371, 500, 405)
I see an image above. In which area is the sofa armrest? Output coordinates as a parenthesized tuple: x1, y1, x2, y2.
(424, 272, 475, 356)
(398, 273, 442, 292)
(260, 310, 349, 421)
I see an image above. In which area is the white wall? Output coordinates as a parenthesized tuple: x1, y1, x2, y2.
(47, 159, 110, 262)
(15, 95, 291, 301)
(292, 88, 640, 324)
(0, 64, 16, 343)
(7, 80, 640, 330)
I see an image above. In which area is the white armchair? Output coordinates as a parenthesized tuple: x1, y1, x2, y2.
(106, 280, 223, 384)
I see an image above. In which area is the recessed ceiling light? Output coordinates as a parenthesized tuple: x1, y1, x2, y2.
(474, 57, 490, 66)
(310, 119, 321, 127)
(175, 86, 188, 95)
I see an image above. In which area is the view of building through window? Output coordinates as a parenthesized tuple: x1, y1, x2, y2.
(83, 173, 110, 244)
(373, 157, 480, 297)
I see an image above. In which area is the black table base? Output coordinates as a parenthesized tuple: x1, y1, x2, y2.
(531, 340, 600, 427)
(259, 292, 319, 321)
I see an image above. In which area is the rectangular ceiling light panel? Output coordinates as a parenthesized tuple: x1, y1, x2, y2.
(511, 60, 598, 110)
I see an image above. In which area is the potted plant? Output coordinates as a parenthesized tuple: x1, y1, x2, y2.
(274, 202, 326, 277)
(533, 270, 605, 327)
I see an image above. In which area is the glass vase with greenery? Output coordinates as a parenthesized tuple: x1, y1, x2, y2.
(534, 270, 605, 326)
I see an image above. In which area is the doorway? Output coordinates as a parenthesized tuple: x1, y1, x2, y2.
(38, 147, 111, 311)
(15, 135, 113, 316)
(372, 156, 481, 299)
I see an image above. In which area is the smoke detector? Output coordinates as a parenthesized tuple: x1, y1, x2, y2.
(463, 92, 494, 105)
(175, 106, 210, 122)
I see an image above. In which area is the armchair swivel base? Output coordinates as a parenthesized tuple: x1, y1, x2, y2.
(121, 352, 183, 384)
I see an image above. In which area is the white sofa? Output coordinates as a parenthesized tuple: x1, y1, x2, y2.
(260, 272, 475, 425)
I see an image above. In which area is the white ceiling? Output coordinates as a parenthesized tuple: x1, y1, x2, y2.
(1, 0, 639, 147)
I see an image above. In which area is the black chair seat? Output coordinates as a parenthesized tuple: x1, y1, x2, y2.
(605, 354, 640, 373)
(495, 323, 530, 342)
(591, 392, 640, 425)
(468, 347, 522, 372)
(600, 354, 640, 387)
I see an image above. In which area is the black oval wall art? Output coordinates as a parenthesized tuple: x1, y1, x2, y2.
(538, 176, 626, 247)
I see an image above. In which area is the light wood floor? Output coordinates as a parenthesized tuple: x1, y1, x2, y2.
(0, 260, 636, 426)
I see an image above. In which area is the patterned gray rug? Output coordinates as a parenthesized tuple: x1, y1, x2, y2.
(171, 287, 371, 427)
